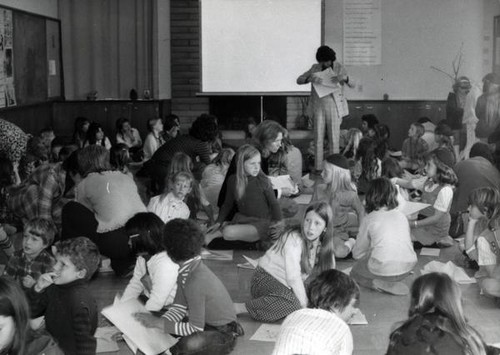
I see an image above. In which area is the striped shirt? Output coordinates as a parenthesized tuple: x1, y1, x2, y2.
(273, 308, 353, 355)
(161, 256, 237, 336)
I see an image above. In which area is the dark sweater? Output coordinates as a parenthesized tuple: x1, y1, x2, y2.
(218, 174, 282, 223)
(28, 280, 97, 355)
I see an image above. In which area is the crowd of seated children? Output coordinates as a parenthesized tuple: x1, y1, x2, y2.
(352, 178, 417, 296)
(121, 212, 178, 312)
(28, 237, 100, 355)
(400, 122, 429, 171)
(313, 154, 363, 258)
(134, 219, 244, 355)
(464, 187, 500, 299)
(273, 269, 360, 355)
(207, 144, 282, 247)
(235, 202, 335, 322)
(147, 171, 192, 224)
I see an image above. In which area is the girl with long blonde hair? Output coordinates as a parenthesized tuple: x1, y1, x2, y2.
(235, 202, 336, 322)
(314, 154, 364, 258)
(206, 144, 282, 247)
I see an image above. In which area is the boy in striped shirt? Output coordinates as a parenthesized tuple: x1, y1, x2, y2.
(134, 218, 243, 354)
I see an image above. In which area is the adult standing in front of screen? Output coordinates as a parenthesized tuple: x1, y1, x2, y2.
(297, 46, 350, 173)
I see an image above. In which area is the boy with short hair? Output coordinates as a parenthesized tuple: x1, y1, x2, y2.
(28, 237, 100, 355)
(273, 269, 360, 355)
(134, 219, 244, 354)
(4, 217, 56, 290)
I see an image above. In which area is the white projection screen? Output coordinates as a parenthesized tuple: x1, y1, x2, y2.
(201, 0, 322, 94)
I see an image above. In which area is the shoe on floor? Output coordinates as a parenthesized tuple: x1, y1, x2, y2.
(372, 279, 409, 296)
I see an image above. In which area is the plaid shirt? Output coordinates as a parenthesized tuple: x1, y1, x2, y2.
(6, 163, 68, 226)
(4, 249, 55, 288)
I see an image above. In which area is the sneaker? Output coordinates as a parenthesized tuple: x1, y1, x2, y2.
(372, 279, 409, 296)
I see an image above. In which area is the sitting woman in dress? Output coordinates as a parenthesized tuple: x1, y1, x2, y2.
(387, 273, 491, 355)
(206, 144, 282, 248)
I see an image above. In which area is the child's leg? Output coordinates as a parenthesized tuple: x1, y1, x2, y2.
(245, 267, 302, 322)
(222, 224, 259, 243)
(481, 278, 500, 298)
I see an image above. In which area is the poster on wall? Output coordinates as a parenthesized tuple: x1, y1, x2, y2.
(343, 0, 382, 66)
(0, 9, 15, 108)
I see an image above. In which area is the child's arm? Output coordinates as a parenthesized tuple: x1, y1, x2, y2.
(476, 236, 498, 277)
(26, 273, 54, 318)
(352, 217, 370, 260)
(352, 195, 365, 227)
(121, 258, 145, 303)
(464, 217, 480, 257)
(283, 236, 307, 308)
(38, 172, 60, 221)
(73, 305, 97, 355)
(145, 258, 178, 312)
(411, 186, 453, 229)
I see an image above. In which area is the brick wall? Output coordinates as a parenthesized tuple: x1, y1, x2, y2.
(170, 0, 208, 130)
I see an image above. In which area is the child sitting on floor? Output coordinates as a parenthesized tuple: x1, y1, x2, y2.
(28, 237, 100, 355)
(387, 273, 492, 354)
(400, 122, 429, 171)
(121, 212, 178, 312)
(4, 218, 56, 290)
(313, 154, 363, 258)
(352, 178, 417, 296)
(134, 219, 244, 355)
(235, 202, 336, 322)
(206, 144, 282, 247)
(167, 152, 215, 225)
(147, 171, 192, 224)
(464, 187, 500, 299)
(396, 152, 458, 247)
(273, 269, 359, 355)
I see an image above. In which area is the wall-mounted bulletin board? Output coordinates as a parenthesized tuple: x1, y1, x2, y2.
(1, 5, 62, 109)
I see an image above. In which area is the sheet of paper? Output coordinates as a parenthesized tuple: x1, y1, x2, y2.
(237, 256, 259, 270)
(420, 248, 440, 257)
(101, 298, 178, 355)
(95, 326, 120, 353)
(201, 249, 234, 261)
(421, 261, 476, 284)
(250, 323, 281, 342)
(399, 201, 430, 217)
(123, 334, 138, 354)
(268, 175, 298, 193)
(293, 194, 313, 205)
(348, 308, 368, 325)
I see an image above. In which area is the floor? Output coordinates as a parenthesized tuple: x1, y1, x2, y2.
(91, 245, 500, 355)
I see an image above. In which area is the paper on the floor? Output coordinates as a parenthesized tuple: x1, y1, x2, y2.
(421, 261, 476, 284)
(420, 248, 440, 257)
(400, 201, 430, 217)
(95, 326, 120, 353)
(237, 255, 259, 269)
(293, 194, 313, 205)
(101, 298, 178, 355)
(268, 175, 298, 194)
(348, 308, 368, 325)
(250, 323, 281, 342)
(201, 249, 233, 261)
